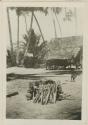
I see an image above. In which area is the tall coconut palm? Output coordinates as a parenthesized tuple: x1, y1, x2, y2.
(16, 9, 19, 65)
(54, 10, 62, 38)
(7, 7, 47, 66)
(23, 13, 28, 33)
(15, 8, 22, 65)
(20, 7, 47, 42)
(33, 12, 45, 42)
(23, 11, 34, 59)
(64, 8, 73, 21)
(64, 8, 77, 35)
(51, 9, 57, 38)
(74, 8, 77, 35)
(21, 12, 28, 33)
(7, 7, 14, 65)
(18, 7, 47, 65)
(8, 7, 21, 65)
(51, 7, 62, 38)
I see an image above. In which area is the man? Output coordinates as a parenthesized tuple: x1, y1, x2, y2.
(71, 69, 77, 82)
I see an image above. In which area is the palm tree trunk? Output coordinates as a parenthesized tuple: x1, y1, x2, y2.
(55, 12, 62, 38)
(53, 19, 57, 38)
(24, 14, 27, 32)
(7, 8, 14, 65)
(33, 13, 45, 42)
(74, 8, 77, 35)
(16, 14, 20, 66)
(24, 11, 33, 56)
(21, 11, 33, 65)
(51, 10, 57, 38)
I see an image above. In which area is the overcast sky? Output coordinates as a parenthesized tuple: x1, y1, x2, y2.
(7, 7, 83, 47)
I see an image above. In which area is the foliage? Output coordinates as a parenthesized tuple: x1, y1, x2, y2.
(7, 7, 77, 67)
(9, 7, 48, 16)
(7, 49, 16, 67)
(51, 7, 62, 14)
(23, 29, 48, 67)
(63, 8, 74, 21)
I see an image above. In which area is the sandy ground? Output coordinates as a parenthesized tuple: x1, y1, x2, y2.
(6, 68, 82, 119)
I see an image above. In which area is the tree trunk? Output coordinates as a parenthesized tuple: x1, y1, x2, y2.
(53, 19, 57, 38)
(24, 14, 27, 33)
(7, 8, 14, 66)
(33, 13, 45, 43)
(24, 11, 33, 56)
(51, 10, 57, 38)
(16, 14, 20, 66)
(54, 12, 62, 38)
(74, 8, 77, 35)
(21, 11, 33, 65)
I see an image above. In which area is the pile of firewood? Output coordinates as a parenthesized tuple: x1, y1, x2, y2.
(26, 80, 63, 105)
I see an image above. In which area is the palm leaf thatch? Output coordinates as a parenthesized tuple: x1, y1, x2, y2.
(46, 36, 83, 60)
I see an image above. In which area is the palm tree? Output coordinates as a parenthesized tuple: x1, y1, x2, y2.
(23, 11, 34, 60)
(74, 8, 77, 35)
(16, 9, 20, 65)
(23, 13, 28, 33)
(33, 12, 45, 42)
(64, 8, 77, 35)
(8, 7, 21, 66)
(7, 7, 14, 65)
(54, 10, 62, 38)
(21, 11, 28, 33)
(20, 7, 46, 42)
(51, 9, 57, 38)
(51, 8, 62, 38)
(18, 7, 47, 65)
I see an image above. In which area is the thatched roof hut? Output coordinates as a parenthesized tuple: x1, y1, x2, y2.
(46, 36, 83, 69)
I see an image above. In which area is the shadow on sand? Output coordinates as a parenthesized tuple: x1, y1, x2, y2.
(7, 70, 82, 81)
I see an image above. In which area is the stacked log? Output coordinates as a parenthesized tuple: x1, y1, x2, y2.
(26, 80, 63, 105)
(26, 82, 34, 100)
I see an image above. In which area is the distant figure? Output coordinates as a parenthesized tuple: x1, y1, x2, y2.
(71, 69, 77, 82)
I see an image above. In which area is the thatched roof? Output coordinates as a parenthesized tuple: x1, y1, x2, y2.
(46, 36, 83, 60)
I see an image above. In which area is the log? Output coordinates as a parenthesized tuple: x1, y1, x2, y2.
(7, 92, 19, 97)
(45, 87, 51, 104)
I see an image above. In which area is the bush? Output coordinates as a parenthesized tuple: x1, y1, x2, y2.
(24, 57, 37, 68)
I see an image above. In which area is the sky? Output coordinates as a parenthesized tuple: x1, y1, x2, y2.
(7, 7, 83, 47)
